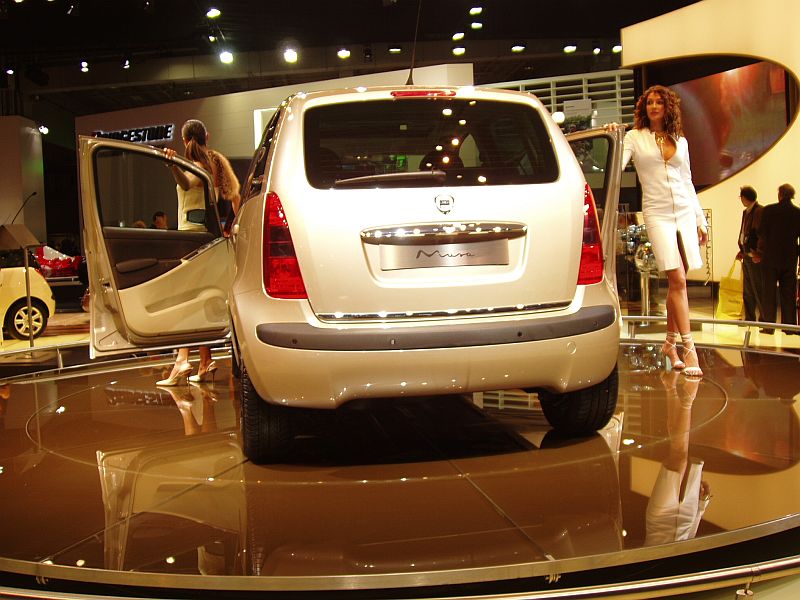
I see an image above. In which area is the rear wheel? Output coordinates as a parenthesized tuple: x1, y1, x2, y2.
(5, 299, 49, 340)
(538, 365, 618, 435)
(240, 366, 294, 463)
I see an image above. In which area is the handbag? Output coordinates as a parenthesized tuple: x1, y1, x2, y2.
(715, 260, 744, 320)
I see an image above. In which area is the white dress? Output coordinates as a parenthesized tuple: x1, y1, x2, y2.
(176, 169, 207, 232)
(622, 128, 707, 272)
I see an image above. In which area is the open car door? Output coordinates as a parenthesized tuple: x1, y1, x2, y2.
(565, 126, 625, 286)
(79, 136, 232, 357)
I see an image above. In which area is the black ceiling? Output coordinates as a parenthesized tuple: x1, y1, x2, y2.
(1, 0, 700, 117)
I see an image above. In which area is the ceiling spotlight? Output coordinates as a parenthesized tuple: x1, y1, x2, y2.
(563, 45, 577, 53)
(80, 60, 89, 72)
(337, 48, 350, 59)
(470, 22, 482, 30)
(452, 32, 465, 41)
(219, 50, 233, 64)
(207, 33, 217, 42)
(122, 57, 131, 69)
(14, 0, 24, 4)
(612, 44, 623, 53)
(206, 7, 220, 18)
(38, 125, 49, 135)
(388, 46, 402, 54)
(469, 6, 482, 15)
(452, 46, 466, 56)
(511, 44, 525, 53)
(5, 68, 13, 75)
(593, 46, 601, 55)
(66, 2, 80, 16)
(283, 48, 298, 63)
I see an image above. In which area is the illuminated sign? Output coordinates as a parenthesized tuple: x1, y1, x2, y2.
(92, 124, 175, 144)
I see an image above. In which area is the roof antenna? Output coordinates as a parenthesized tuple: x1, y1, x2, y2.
(405, 0, 423, 85)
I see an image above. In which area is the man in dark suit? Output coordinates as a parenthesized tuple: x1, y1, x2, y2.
(755, 183, 800, 333)
(736, 186, 764, 322)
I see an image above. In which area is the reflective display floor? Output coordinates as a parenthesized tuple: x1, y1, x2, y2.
(0, 343, 798, 596)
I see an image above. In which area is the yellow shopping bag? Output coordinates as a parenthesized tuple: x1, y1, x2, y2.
(715, 260, 744, 320)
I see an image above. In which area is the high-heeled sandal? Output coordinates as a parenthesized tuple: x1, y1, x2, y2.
(156, 362, 193, 386)
(188, 360, 217, 383)
(680, 334, 703, 379)
(661, 331, 685, 371)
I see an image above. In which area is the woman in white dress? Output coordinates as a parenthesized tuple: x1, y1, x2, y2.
(158, 119, 241, 386)
(621, 85, 708, 378)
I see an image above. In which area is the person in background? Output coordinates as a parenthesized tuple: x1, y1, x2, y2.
(612, 85, 708, 379)
(736, 185, 764, 322)
(132, 220, 146, 228)
(150, 211, 168, 230)
(755, 183, 800, 334)
(157, 119, 241, 386)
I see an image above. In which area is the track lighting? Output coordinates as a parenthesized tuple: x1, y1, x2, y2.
(219, 50, 233, 64)
(283, 48, 297, 63)
(206, 7, 220, 18)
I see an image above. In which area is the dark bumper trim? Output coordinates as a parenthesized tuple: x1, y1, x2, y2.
(255, 305, 617, 351)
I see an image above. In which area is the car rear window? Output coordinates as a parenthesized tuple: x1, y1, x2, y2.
(304, 97, 559, 188)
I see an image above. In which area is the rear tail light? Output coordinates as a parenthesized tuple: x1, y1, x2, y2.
(263, 192, 307, 298)
(577, 183, 604, 285)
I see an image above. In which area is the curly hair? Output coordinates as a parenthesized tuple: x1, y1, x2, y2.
(633, 84, 683, 137)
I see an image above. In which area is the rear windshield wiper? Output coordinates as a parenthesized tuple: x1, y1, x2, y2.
(333, 170, 447, 189)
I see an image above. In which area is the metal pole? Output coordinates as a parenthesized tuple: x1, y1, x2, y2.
(23, 244, 34, 348)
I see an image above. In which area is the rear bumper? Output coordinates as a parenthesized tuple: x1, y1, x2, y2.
(240, 303, 620, 408)
(255, 305, 616, 351)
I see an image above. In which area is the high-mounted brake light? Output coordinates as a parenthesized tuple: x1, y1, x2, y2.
(390, 90, 457, 97)
(263, 192, 307, 299)
(577, 183, 604, 285)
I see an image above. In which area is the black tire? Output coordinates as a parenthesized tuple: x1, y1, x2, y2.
(240, 366, 293, 463)
(539, 365, 618, 435)
(5, 299, 49, 340)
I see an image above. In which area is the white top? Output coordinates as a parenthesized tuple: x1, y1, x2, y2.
(176, 168, 207, 232)
(622, 128, 707, 271)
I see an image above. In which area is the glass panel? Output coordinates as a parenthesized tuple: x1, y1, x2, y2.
(93, 148, 219, 236)
(304, 98, 559, 188)
(569, 135, 612, 228)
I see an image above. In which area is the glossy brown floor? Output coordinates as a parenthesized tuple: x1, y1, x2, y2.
(0, 343, 798, 593)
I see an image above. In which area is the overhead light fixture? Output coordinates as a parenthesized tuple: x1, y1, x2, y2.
(5, 67, 13, 75)
(207, 33, 217, 42)
(206, 7, 220, 18)
(452, 46, 466, 56)
(511, 44, 525, 53)
(469, 6, 482, 15)
(122, 56, 131, 69)
(283, 48, 298, 63)
(337, 48, 350, 59)
(612, 44, 623, 53)
(363, 46, 373, 61)
(388, 46, 402, 54)
(563, 45, 577, 53)
(80, 60, 89, 72)
(593, 46, 601, 55)
(452, 32, 465, 41)
(470, 22, 482, 30)
(219, 50, 233, 63)
(38, 125, 49, 135)
(66, 2, 80, 16)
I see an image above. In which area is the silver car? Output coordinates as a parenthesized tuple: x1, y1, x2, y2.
(80, 85, 624, 463)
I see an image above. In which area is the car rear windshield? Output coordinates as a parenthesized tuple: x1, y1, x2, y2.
(304, 97, 559, 188)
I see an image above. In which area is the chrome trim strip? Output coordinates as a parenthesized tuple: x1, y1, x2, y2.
(256, 305, 615, 351)
(317, 301, 571, 322)
(361, 221, 527, 246)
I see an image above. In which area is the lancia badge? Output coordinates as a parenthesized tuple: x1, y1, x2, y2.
(435, 194, 454, 214)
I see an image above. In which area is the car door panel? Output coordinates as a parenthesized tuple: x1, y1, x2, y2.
(101, 227, 215, 289)
(79, 136, 232, 356)
(565, 127, 625, 282)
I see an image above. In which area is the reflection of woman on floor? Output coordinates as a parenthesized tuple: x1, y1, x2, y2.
(161, 385, 218, 436)
(645, 371, 711, 545)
